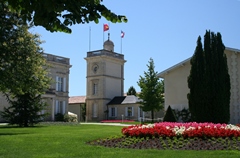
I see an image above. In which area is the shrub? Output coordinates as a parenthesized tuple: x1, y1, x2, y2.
(55, 113, 64, 122)
(163, 105, 177, 122)
(64, 113, 78, 122)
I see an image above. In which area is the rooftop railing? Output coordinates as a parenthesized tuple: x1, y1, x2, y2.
(42, 53, 70, 64)
(87, 50, 124, 60)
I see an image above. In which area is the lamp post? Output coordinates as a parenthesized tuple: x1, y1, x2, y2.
(122, 114, 124, 123)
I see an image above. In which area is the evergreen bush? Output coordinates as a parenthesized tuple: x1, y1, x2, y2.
(163, 105, 177, 122)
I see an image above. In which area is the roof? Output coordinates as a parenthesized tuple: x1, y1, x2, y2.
(69, 96, 86, 104)
(157, 47, 240, 78)
(107, 95, 142, 105)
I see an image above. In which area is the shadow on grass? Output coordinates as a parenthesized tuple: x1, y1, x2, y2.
(0, 125, 47, 129)
(0, 132, 30, 136)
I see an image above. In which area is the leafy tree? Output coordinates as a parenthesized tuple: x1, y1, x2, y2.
(137, 58, 164, 123)
(0, 4, 51, 126)
(163, 105, 177, 122)
(187, 30, 230, 123)
(4, 0, 127, 33)
(127, 86, 137, 96)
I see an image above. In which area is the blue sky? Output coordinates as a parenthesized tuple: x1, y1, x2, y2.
(30, 0, 240, 97)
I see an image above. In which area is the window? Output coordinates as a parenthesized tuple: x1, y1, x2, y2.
(109, 107, 117, 117)
(93, 83, 98, 95)
(56, 76, 66, 92)
(55, 100, 65, 114)
(125, 107, 134, 117)
(139, 107, 143, 117)
(92, 103, 98, 117)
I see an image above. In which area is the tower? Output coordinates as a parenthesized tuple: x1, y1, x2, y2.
(85, 35, 126, 121)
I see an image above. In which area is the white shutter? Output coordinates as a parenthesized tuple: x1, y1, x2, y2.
(62, 101, 66, 114)
(125, 107, 128, 116)
(108, 107, 111, 117)
(56, 76, 59, 91)
(115, 107, 117, 117)
(63, 77, 66, 92)
(55, 100, 59, 114)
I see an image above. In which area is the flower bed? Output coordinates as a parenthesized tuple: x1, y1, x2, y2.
(122, 122, 240, 138)
(101, 120, 135, 123)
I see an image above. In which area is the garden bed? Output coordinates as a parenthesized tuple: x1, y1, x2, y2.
(88, 122, 240, 150)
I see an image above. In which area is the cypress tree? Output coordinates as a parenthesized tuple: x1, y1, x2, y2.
(187, 36, 205, 122)
(188, 30, 230, 123)
(163, 105, 177, 122)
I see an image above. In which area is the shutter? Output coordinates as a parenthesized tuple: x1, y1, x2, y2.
(108, 107, 111, 117)
(93, 103, 97, 117)
(56, 76, 59, 91)
(125, 107, 128, 116)
(115, 107, 117, 117)
(63, 77, 66, 92)
(131, 107, 134, 116)
(55, 100, 59, 114)
(62, 101, 66, 114)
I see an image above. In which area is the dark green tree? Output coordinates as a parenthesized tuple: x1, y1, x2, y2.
(4, 0, 127, 33)
(0, 4, 51, 126)
(163, 105, 177, 122)
(137, 58, 164, 123)
(127, 86, 137, 96)
(187, 30, 230, 123)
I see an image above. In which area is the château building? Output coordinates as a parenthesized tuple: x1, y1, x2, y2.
(0, 53, 71, 122)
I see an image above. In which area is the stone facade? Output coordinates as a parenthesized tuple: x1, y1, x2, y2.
(158, 47, 240, 124)
(0, 53, 71, 122)
(84, 38, 126, 121)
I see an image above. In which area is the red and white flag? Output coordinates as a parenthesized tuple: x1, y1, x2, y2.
(103, 24, 109, 31)
(121, 30, 125, 38)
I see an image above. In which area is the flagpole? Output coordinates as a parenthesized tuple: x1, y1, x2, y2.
(103, 24, 104, 48)
(121, 36, 122, 54)
(89, 26, 91, 51)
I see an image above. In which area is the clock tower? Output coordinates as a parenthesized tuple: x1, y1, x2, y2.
(85, 35, 126, 121)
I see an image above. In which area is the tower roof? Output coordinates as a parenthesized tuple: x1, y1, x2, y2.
(103, 33, 114, 51)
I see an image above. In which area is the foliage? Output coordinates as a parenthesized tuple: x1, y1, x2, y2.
(91, 135, 240, 150)
(172, 108, 191, 123)
(0, 4, 51, 126)
(187, 30, 230, 123)
(122, 122, 240, 138)
(163, 105, 177, 122)
(3, 0, 127, 33)
(64, 113, 78, 122)
(81, 104, 86, 121)
(137, 58, 164, 123)
(127, 86, 137, 96)
(1, 94, 48, 127)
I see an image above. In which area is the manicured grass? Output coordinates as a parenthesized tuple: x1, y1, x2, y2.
(0, 124, 239, 158)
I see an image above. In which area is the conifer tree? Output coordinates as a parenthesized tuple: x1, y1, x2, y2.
(163, 105, 177, 122)
(127, 86, 137, 96)
(188, 30, 230, 123)
(138, 58, 164, 123)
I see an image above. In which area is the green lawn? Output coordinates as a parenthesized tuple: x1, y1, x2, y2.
(0, 124, 239, 158)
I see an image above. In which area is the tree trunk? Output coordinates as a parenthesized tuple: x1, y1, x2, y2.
(151, 110, 154, 123)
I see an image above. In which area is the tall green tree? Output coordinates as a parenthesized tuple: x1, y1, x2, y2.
(0, 4, 51, 126)
(127, 86, 137, 96)
(187, 30, 230, 123)
(137, 58, 164, 123)
(4, 0, 127, 33)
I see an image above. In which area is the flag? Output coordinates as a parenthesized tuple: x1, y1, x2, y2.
(103, 24, 109, 31)
(121, 31, 125, 38)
